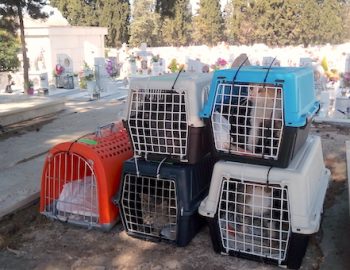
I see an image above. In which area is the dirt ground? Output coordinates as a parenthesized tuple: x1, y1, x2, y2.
(0, 124, 349, 270)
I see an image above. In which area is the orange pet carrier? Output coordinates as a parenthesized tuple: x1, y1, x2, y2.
(40, 122, 133, 230)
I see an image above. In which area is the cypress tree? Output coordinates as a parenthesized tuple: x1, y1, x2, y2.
(224, 0, 256, 45)
(155, 0, 176, 18)
(295, 0, 322, 47)
(162, 0, 192, 46)
(129, 0, 162, 47)
(50, 0, 98, 26)
(97, 0, 130, 47)
(318, 0, 344, 44)
(192, 0, 224, 46)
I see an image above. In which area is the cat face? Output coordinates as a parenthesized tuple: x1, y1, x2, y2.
(245, 185, 272, 216)
(236, 184, 272, 216)
(249, 84, 280, 104)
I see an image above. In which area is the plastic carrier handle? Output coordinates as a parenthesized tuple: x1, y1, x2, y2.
(95, 122, 120, 137)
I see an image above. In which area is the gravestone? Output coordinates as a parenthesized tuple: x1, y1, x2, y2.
(55, 54, 74, 89)
(186, 58, 204, 73)
(57, 54, 73, 73)
(231, 53, 251, 67)
(262, 56, 280, 67)
(345, 54, 350, 73)
(94, 57, 107, 92)
(299, 57, 313, 67)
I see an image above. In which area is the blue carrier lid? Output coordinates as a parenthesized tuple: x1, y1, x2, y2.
(200, 66, 320, 127)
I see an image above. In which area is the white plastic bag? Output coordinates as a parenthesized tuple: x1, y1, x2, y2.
(212, 111, 231, 150)
(56, 176, 98, 217)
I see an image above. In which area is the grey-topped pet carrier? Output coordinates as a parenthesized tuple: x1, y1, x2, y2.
(126, 73, 212, 164)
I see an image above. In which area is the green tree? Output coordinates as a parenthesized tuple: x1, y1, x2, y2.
(162, 0, 192, 46)
(224, 0, 257, 45)
(342, 2, 350, 41)
(0, 29, 20, 72)
(295, 0, 322, 46)
(2, 0, 48, 93)
(50, 0, 98, 26)
(129, 0, 161, 47)
(192, 0, 224, 46)
(317, 0, 344, 44)
(97, 0, 130, 47)
(0, 7, 20, 72)
(156, 0, 176, 18)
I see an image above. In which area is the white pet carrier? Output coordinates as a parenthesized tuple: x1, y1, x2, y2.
(126, 73, 213, 163)
(199, 135, 330, 269)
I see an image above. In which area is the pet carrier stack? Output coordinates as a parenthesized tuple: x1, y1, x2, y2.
(40, 122, 133, 231)
(115, 72, 214, 246)
(200, 66, 320, 167)
(198, 66, 329, 269)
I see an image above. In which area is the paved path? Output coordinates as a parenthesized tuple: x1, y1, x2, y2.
(0, 87, 128, 218)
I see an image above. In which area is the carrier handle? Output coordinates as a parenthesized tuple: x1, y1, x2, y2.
(95, 122, 118, 137)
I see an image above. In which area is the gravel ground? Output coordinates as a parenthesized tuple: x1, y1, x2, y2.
(0, 123, 349, 270)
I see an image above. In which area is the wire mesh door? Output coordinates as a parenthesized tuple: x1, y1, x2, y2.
(42, 152, 99, 227)
(218, 178, 290, 263)
(211, 83, 284, 160)
(121, 174, 177, 240)
(128, 89, 188, 160)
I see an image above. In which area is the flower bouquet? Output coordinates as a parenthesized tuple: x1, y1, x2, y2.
(55, 64, 64, 76)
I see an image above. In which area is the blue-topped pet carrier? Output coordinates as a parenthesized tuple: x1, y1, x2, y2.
(200, 66, 320, 168)
(113, 155, 214, 247)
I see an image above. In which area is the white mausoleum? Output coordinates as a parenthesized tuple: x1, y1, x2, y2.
(23, 7, 107, 82)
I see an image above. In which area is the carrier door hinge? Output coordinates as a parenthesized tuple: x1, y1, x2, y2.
(181, 207, 184, 216)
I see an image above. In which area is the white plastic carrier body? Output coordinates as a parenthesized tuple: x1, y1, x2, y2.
(199, 135, 330, 235)
(127, 73, 213, 127)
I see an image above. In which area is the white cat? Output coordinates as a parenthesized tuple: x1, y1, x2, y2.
(246, 84, 282, 154)
(236, 184, 278, 247)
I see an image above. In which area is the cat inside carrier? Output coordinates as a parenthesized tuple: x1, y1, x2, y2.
(201, 66, 320, 168)
(120, 174, 178, 241)
(212, 82, 284, 159)
(114, 155, 213, 246)
(218, 179, 290, 263)
(126, 73, 213, 164)
(40, 122, 133, 230)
